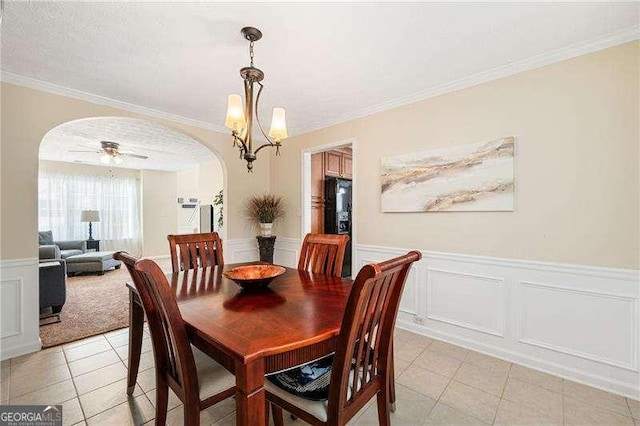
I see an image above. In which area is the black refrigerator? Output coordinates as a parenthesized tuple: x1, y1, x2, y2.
(324, 177, 352, 277)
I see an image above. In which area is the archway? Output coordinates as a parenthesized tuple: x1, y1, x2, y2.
(37, 116, 227, 346)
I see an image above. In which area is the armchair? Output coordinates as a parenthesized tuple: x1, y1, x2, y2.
(39, 259, 67, 323)
(38, 230, 87, 260)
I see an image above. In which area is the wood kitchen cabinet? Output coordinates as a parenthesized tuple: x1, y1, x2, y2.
(311, 152, 325, 234)
(323, 149, 352, 179)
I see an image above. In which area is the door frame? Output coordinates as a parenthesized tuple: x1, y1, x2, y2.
(301, 137, 357, 277)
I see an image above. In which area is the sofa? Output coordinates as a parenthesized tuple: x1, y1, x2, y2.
(38, 230, 121, 276)
(39, 230, 87, 260)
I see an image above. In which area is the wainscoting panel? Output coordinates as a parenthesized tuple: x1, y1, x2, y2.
(0, 278, 22, 338)
(0, 258, 41, 360)
(273, 238, 301, 269)
(519, 281, 637, 370)
(355, 244, 640, 399)
(225, 238, 259, 264)
(427, 269, 505, 337)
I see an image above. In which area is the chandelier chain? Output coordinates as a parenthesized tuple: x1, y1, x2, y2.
(249, 40, 254, 67)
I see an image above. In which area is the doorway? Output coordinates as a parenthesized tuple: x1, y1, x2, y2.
(301, 138, 356, 277)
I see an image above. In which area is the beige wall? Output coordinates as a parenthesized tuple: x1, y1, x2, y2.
(0, 82, 271, 260)
(271, 41, 639, 269)
(198, 158, 224, 208)
(141, 170, 178, 257)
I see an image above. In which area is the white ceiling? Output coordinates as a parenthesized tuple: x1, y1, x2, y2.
(1, 2, 638, 136)
(40, 117, 215, 171)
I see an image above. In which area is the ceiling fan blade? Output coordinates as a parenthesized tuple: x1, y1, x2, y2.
(120, 153, 149, 159)
(68, 149, 101, 153)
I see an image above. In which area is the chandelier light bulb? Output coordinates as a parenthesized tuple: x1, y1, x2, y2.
(113, 155, 123, 165)
(100, 153, 111, 164)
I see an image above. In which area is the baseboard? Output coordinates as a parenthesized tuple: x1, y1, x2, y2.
(0, 338, 42, 361)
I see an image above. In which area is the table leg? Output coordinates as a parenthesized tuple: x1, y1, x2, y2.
(127, 290, 144, 395)
(235, 358, 266, 426)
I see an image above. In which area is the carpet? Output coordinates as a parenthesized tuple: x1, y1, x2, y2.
(40, 257, 171, 348)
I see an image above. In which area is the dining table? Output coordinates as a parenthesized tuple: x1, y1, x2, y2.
(125, 262, 353, 426)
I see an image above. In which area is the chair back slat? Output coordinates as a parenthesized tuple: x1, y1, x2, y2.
(114, 252, 199, 399)
(168, 233, 224, 273)
(327, 250, 421, 422)
(297, 233, 349, 277)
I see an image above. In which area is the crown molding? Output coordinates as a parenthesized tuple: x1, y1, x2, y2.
(2, 25, 638, 137)
(295, 25, 640, 135)
(0, 71, 229, 134)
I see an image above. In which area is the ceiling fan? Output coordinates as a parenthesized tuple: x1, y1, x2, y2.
(69, 141, 149, 165)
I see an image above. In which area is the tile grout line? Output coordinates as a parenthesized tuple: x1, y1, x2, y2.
(492, 362, 514, 425)
(61, 343, 88, 424)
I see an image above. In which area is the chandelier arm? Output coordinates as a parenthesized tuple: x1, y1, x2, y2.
(254, 81, 276, 144)
(253, 141, 278, 155)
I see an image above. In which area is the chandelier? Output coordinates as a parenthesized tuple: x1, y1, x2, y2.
(224, 27, 288, 172)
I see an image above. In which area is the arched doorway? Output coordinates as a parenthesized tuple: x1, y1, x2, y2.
(37, 116, 226, 346)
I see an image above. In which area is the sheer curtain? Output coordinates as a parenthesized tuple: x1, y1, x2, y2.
(39, 172, 142, 255)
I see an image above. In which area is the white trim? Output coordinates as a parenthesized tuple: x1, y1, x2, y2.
(0, 72, 228, 134)
(426, 268, 506, 338)
(0, 278, 23, 338)
(355, 243, 640, 399)
(0, 258, 41, 361)
(0, 258, 39, 269)
(518, 280, 638, 372)
(0, 340, 42, 361)
(358, 244, 639, 282)
(396, 318, 640, 400)
(294, 26, 640, 134)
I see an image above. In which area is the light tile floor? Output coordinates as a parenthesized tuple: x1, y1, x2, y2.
(1, 327, 638, 425)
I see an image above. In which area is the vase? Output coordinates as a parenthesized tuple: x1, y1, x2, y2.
(259, 222, 273, 237)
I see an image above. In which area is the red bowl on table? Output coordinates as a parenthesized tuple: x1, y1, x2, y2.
(223, 264, 286, 290)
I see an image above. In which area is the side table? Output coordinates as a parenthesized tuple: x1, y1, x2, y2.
(256, 235, 276, 264)
(86, 239, 100, 252)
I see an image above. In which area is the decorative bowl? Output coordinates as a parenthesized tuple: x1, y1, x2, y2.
(223, 264, 286, 290)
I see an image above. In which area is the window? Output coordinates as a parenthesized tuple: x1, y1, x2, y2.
(39, 172, 141, 254)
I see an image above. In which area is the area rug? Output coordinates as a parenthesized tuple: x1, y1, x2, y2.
(40, 257, 171, 348)
(39, 267, 131, 348)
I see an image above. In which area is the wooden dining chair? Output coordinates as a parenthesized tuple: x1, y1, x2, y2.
(115, 252, 235, 425)
(168, 232, 224, 273)
(297, 233, 349, 277)
(267, 250, 422, 426)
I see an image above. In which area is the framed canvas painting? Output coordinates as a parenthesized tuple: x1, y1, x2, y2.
(380, 137, 515, 212)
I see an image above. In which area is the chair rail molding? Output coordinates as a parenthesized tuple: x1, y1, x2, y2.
(352, 243, 640, 399)
(0, 257, 41, 360)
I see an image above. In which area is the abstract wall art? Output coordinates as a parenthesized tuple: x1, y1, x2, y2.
(381, 137, 515, 212)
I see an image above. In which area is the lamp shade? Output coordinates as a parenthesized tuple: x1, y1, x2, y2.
(225, 94, 246, 132)
(81, 210, 100, 223)
(268, 107, 288, 141)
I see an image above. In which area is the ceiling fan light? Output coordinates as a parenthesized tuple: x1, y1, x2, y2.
(100, 153, 111, 164)
(113, 155, 123, 165)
